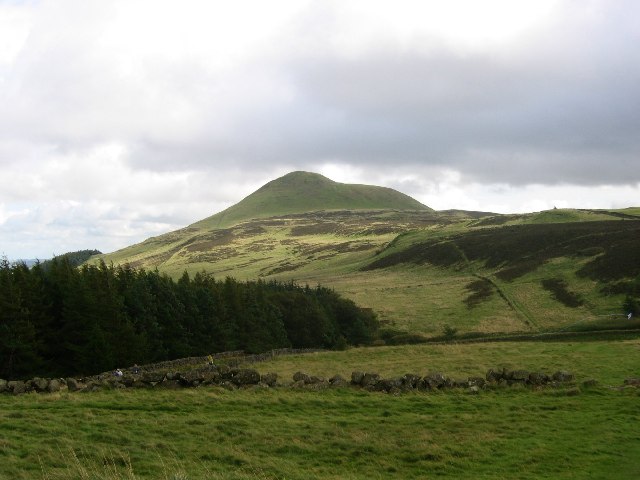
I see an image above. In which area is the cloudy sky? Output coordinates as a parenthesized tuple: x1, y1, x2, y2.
(1, 0, 639, 260)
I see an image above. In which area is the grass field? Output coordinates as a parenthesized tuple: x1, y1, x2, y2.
(2, 339, 639, 479)
(250, 338, 640, 384)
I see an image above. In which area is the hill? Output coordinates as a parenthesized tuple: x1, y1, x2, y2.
(95, 172, 640, 339)
(95, 171, 436, 272)
(193, 171, 431, 230)
(41, 249, 102, 268)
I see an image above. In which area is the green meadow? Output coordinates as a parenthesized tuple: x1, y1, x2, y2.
(2, 338, 639, 479)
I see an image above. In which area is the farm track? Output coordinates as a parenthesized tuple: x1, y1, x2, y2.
(452, 241, 539, 330)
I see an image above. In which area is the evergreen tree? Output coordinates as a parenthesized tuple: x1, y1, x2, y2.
(0, 258, 40, 378)
(117, 265, 165, 363)
(0, 257, 378, 379)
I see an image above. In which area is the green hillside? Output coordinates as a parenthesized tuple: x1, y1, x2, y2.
(95, 172, 640, 339)
(357, 220, 640, 335)
(193, 171, 431, 230)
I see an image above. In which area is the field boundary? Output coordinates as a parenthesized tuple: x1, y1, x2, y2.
(427, 328, 640, 345)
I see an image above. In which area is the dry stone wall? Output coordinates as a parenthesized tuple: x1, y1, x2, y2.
(0, 366, 617, 396)
(2, 346, 634, 396)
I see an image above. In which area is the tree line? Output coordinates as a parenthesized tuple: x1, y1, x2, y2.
(0, 257, 378, 380)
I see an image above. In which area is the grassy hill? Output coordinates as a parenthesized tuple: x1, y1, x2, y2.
(100, 172, 435, 278)
(94, 172, 640, 339)
(193, 171, 431, 230)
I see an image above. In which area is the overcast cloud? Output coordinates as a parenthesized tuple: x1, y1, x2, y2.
(1, 0, 639, 259)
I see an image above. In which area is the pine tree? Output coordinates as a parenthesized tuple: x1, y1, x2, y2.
(0, 258, 40, 378)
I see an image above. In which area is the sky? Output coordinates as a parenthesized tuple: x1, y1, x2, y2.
(1, 0, 639, 260)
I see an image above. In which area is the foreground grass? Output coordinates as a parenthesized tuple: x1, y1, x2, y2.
(2, 339, 640, 479)
(1, 387, 639, 479)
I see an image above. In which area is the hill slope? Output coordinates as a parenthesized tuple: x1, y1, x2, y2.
(357, 219, 640, 335)
(192, 171, 431, 230)
(94, 171, 640, 338)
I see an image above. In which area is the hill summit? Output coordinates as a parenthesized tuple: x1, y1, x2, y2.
(192, 171, 431, 229)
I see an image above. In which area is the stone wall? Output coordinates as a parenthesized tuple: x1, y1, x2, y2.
(290, 368, 583, 394)
(132, 348, 322, 373)
(0, 367, 619, 396)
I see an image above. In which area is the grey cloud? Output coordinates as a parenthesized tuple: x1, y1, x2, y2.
(2, 0, 639, 187)
(281, 37, 640, 185)
(120, 1, 640, 186)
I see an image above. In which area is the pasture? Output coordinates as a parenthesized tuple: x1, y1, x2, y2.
(2, 338, 639, 479)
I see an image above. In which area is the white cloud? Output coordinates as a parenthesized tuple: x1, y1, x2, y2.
(415, 182, 640, 214)
(0, 2, 33, 65)
(314, 164, 640, 214)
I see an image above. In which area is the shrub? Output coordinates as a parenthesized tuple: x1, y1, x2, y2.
(442, 324, 458, 340)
